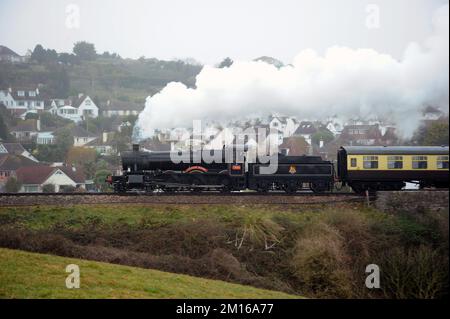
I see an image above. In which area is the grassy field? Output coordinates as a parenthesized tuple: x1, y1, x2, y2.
(0, 203, 448, 298)
(0, 248, 298, 299)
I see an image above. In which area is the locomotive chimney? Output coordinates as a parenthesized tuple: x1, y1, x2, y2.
(132, 144, 140, 152)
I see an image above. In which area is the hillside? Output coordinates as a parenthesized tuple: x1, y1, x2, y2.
(0, 248, 298, 299)
(0, 57, 202, 105)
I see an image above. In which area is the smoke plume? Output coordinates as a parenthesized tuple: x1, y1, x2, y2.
(135, 5, 449, 140)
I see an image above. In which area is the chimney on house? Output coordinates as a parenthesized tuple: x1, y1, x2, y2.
(36, 118, 41, 131)
(8, 87, 12, 93)
(107, 100, 110, 106)
(319, 139, 324, 148)
(102, 132, 108, 143)
(78, 93, 83, 99)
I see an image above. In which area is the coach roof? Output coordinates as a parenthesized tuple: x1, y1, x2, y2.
(341, 146, 449, 155)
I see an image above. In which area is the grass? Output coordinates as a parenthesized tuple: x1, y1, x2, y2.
(0, 248, 299, 299)
(0, 203, 363, 231)
(0, 203, 447, 298)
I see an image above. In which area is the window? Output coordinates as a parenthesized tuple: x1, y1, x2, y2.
(388, 156, 403, 169)
(18, 91, 25, 96)
(29, 91, 36, 97)
(18, 101, 25, 106)
(412, 156, 427, 169)
(350, 158, 357, 167)
(85, 99, 91, 106)
(363, 156, 378, 169)
(24, 185, 39, 192)
(437, 156, 449, 169)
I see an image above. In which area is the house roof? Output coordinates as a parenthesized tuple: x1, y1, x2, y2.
(16, 165, 57, 184)
(101, 100, 144, 111)
(0, 154, 40, 171)
(0, 45, 20, 57)
(10, 120, 38, 132)
(9, 88, 43, 101)
(64, 125, 97, 138)
(69, 94, 95, 109)
(294, 121, 317, 135)
(58, 166, 86, 184)
(0, 142, 26, 155)
(15, 165, 85, 185)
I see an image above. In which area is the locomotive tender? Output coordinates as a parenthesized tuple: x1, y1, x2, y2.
(108, 144, 449, 194)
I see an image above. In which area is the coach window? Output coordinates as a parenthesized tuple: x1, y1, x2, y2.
(388, 156, 403, 169)
(363, 156, 378, 169)
(412, 156, 427, 169)
(350, 158, 357, 167)
(437, 156, 449, 169)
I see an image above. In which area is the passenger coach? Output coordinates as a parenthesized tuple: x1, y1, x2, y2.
(337, 146, 449, 193)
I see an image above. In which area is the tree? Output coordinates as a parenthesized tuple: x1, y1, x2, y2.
(25, 112, 39, 120)
(312, 128, 335, 146)
(55, 126, 74, 155)
(42, 184, 55, 193)
(414, 118, 449, 146)
(218, 57, 233, 68)
(66, 147, 97, 166)
(73, 41, 97, 61)
(31, 44, 47, 63)
(0, 113, 10, 141)
(95, 169, 112, 192)
(5, 177, 21, 193)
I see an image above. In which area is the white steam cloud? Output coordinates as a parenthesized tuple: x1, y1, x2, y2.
(135, 5, 449, 140)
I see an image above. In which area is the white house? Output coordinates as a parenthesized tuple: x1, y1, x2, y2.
(101, 100, 144, 117)
(0, 46, 27, 63)
(36, 131, 55, 145)
(68, 126, 98, 147)
(49, 94, 98, 123)
(269, 115, 299, 138)
(16, 165, 87, 193)
(0, 87, 45, 117)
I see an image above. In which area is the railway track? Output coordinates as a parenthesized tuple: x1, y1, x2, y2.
(0, 191, 369, 206)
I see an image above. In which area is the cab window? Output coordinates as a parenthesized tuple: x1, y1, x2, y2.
(350, 158, 357, 167)
(388, 156, 403, 169)
(363, 156, 378, 169)
(437, 156, 449, 169)
(412, 156, 427, 169)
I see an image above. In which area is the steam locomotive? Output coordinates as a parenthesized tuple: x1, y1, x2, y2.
(108, 144, 449, 194)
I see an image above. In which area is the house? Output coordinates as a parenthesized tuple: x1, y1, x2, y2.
(279, 136, 311, 156)
(0, 87, 44, 117)
(339, 124, 384, 146)
(293, 121, 317, 145)
(101, 100, 144, 117)
(36, 131, 55, 145)
(10, 119, 41, 142)
(0, 142, 38, 162)
(0, 45, 27, 63)
(85, 132, 116, 155)
(48, 94, 99, 123)
(65, 125, 98, 147)
(268, 115, 299, 138)
(16, 165, 87, 193)
(0, 154, 39, 189)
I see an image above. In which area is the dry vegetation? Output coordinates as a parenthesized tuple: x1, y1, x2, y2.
(0, 203, 448, 298)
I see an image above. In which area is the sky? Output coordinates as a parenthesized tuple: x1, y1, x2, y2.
(0, 0, 448, 65)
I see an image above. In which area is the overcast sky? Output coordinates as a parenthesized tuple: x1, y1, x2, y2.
(0, 0, 448, 64)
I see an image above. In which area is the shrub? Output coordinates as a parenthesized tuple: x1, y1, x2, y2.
(379, 245, 449, 299)
(290, 223, 354, 298)
(42, 184, 55, 193)
(4, 177, 21, 193)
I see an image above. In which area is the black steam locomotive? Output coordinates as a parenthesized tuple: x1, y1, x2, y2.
(108, 144, 449, 194)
